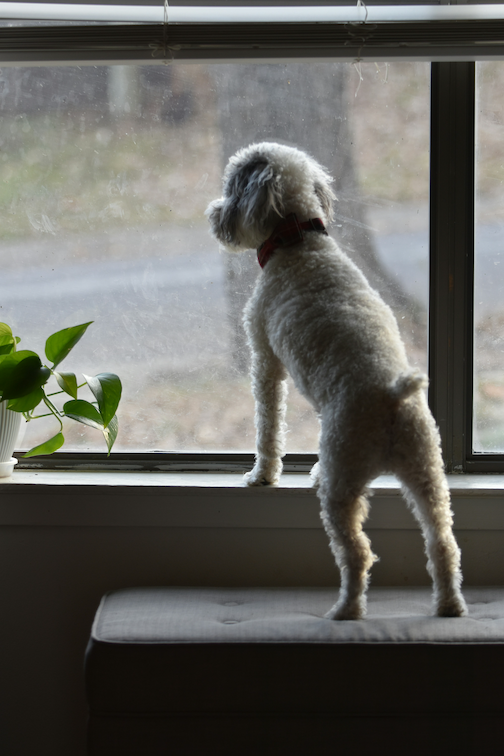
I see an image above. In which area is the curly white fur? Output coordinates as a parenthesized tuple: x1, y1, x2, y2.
(207, 142, 467, 621)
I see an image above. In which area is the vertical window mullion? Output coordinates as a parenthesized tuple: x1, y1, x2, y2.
(429, 62, 475, 472)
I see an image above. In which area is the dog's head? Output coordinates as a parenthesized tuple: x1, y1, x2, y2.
(206, 142, 335, 251)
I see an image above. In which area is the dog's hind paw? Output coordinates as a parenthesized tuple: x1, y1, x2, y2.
(435, 592, 468, 618)
(325, 598, 365, 621)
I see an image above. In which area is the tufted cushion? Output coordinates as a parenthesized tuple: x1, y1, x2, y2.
(89, 586, 504, 645)
(85, 587, 504, 756)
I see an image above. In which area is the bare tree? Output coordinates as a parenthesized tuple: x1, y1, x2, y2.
(214, 62, 424, 373)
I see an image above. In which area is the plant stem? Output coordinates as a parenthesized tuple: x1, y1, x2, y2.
(47, 382, 85, 397)
(42, 395, 64, 431)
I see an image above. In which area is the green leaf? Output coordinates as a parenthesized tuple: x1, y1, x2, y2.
(23, 432, 65, 458)
(0, 323, 17, 354)
(0, 322, 14, 347)
(54, 371, 78, 399)
(83, 372, 122, 428)
(45, 322, 93, 368)
(0, 351, 48, 399)
(102, 414, 118, 455)
(63, 399, 103, 431)
(7, 387, 44, 412)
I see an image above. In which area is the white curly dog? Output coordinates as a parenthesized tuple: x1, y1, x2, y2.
(207, 141, 467, 621)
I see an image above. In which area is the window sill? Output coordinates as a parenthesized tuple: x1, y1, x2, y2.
(0, 470, 503, 529)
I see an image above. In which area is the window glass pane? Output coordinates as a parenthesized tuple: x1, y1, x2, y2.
(475, 62, 504, 452)
(0, 62, 429, 453)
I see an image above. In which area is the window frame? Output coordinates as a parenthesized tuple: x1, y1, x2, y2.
(0, 3, 501, 473)
(429, 60, 476, 473)
(430, 58, 504, 473)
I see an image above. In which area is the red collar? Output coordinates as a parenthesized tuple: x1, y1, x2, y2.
(257, 213, 327, 268)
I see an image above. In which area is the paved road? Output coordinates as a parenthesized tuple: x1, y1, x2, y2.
(373, 222, 504, 319)
(1, 228, 230, 374)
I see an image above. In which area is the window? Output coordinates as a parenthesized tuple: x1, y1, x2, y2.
(1, 60, 430, 455)
(1, 2, 503, 472)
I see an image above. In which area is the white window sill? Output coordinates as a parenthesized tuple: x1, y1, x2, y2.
(0, 470, 503, 529)
(3, 469, 504, 491)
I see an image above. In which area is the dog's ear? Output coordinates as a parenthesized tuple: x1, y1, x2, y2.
(314, 177, 336, 223)
(238, 160, 284, 231)
(214, 159, 284, 245)
(207, 155, 285, 247)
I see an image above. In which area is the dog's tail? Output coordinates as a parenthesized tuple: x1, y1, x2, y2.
(389, 371, 428, 402)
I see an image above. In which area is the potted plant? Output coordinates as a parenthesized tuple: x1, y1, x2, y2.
(0, 321, 121, 476)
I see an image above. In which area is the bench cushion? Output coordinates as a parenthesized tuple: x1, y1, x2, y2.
(89, 585, 504, 645)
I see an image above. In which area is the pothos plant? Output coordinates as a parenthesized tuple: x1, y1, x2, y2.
(0, 321, 122, 457)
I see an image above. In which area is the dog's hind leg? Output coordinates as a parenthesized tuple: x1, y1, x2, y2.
(392, 398, 467, 617)
(244, 343, 288, 486)
(317, 435, 378, 619)
(320, 483, 377, 620)
(398, 468, 467, 617)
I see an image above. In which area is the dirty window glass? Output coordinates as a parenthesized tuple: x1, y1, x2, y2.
(474, 61, 504, 451)
(0, 62, 429, 452)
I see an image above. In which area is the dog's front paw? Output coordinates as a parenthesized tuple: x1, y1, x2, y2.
(244, 469, 272, 486)
(244, 457, 282, 487)
(310, 461, 320, 489)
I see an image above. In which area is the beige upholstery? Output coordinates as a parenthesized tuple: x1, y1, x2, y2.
(85, 586, 504, 755)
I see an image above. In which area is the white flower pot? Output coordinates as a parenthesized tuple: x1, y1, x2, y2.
(0, 400, 24, 477)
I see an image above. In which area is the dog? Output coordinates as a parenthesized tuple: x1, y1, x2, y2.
(207, 142, 467, 620)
